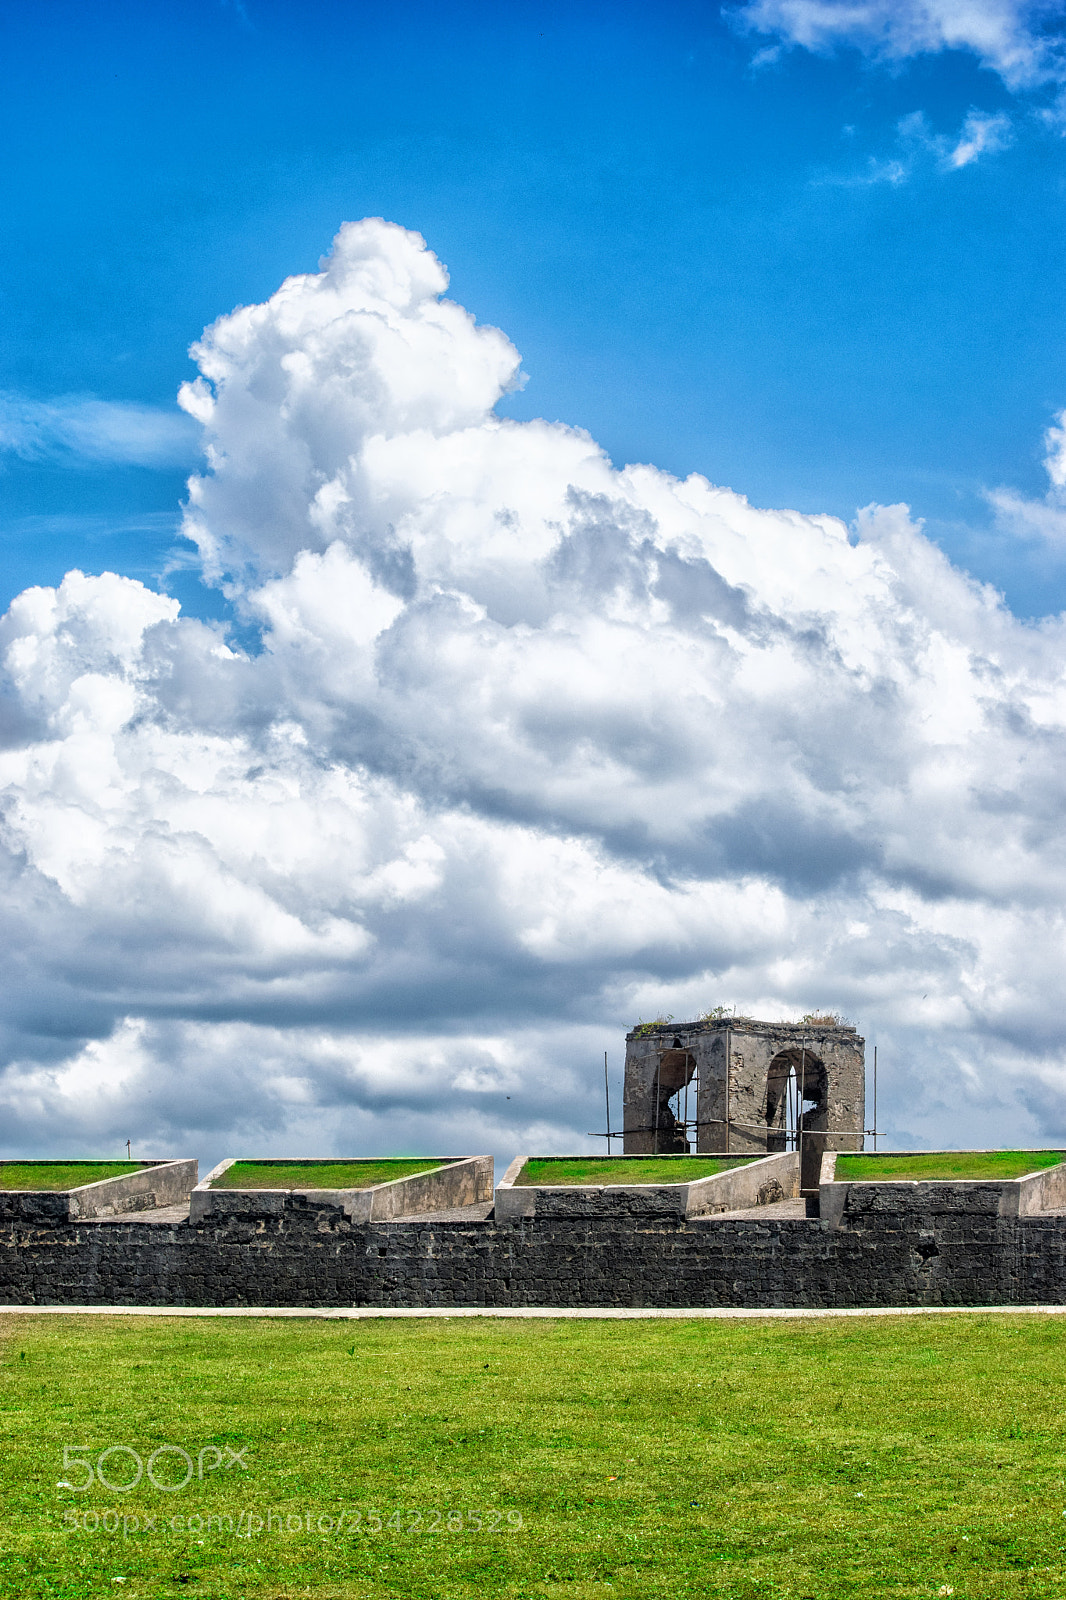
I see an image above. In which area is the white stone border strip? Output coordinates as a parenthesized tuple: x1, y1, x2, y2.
(2, 1303, 1066, 1320)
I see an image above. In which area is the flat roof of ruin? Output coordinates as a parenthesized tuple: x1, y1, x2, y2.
(626, 1017, 860, 1040)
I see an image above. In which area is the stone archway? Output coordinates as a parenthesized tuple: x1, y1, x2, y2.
(765, 1047, 827, 1144)
(764, 1052, 796, 1153)
(764, 1047, 828, 1187)
(621, 1035, 696, 1153)
(653, 1041, 696, 1152)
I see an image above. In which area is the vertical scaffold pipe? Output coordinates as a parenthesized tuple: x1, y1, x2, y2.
(604, 1051, 612, 1155)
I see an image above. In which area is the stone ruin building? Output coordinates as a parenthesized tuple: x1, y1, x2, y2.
(623, 1015, 865, 1191)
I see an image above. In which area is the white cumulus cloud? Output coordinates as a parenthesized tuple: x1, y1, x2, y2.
(2, 217, 1066, 1167)
(730, 0, 1066, 91)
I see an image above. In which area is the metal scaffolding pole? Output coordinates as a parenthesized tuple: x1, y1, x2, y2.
(604, 1051, 612, 1155)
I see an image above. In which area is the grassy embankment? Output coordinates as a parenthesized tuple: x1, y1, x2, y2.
(836, 1151, 1065, 1182)
(514, 1156, 756, 1186)
(210, 1160, 446, 1190)
(5, 1312, 1066, 1598)
(0, 1162, 143, 1191)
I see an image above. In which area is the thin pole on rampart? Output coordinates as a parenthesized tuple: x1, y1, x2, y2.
(604, 1051, 612, 1155)
(873, 1045, 877, 1152)
(725, 1030, 731, 1154)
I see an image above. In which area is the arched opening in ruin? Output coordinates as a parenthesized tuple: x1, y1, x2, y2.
(764, 1048, 827, 1153)
(653, 1038, 696, 1153)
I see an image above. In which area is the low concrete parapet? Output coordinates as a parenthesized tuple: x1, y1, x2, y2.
(0, 1160, 197, 1223)
(819, 1150, 1066, 1229)
(189, 1157, 493, 1224)
(494, 1152, 799, 1221)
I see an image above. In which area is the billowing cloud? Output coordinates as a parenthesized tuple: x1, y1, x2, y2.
(0, 392, 199, 468)
(730, 0, 1066, 92)
(2, 218, 1066, 1168)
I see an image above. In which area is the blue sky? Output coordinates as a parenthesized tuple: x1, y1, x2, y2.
(3, 0, 1066, 617)
(4, 2, 1066, 1166)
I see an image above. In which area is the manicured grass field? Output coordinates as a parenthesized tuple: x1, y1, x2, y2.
(836, 1151, 1065, 1182)
(4, 1312, 1066, 1598)
(0, 1161, 143, 1191)
(514, 1156, 756, 1186)
(211, 1159, 446, 1190)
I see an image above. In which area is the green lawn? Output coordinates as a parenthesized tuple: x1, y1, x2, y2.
(5, 1312, 1066, 1598)
(0, 1161, 143, 1191)
(836, 1151, 1066, 1183)
(211, 1159, 446, 1190)
(514, 1156, 757, 1186)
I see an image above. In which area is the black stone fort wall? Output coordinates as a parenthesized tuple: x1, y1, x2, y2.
(2, 1191, 1066, 1307)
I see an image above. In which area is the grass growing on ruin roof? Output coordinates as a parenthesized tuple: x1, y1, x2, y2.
(210, 1159, 446, 1190)
(836, 1150, 1065, 1182)
(6, 1312, 1066, 1599)
(514, 1155, 757, 1186)
(0, 1161, 143, 1191)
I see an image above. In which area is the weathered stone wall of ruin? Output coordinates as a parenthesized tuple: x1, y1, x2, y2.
(623, 1020, 865, 1189)
(1, 1192, 1064, 1309)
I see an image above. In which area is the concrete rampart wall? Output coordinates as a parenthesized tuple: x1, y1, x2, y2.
(495, 1152, 798, 1221)
(819, 1152, 1066, 1229)
(0, 1160, 197, 1223)
(190, 1157, 492, 1224)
